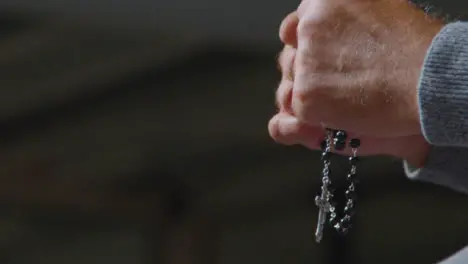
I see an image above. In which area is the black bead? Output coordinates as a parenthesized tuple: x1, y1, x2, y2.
(321, 151, 331, 161)
(346, 199, 355, 208)
(336, 225, 349, 235)
(344, 201, 354, 211)
(333, 222, 341, 230)
(329, 217, 339, 227)
(349, 138, 361, 148)
(342, 214, 352, 221)
(344, 208, 354, 217)
(344, 206, 355, 216)
(334, 130, 347, 141)
(346, 173, 356, 181)
(340, 216, 352, 229)
(347, 174, 359, 184)
(345, 190, 357, 200)
(334, 139, 346, 151)
(349, 156, 360, 165)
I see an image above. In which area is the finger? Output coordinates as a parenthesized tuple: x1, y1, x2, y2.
(268, 112, 352, 153)
(268, 112, 323, 146)
(277, 45, 296, 81)
(290, 72, 352, 127)
(279, 11, 299, 47)
(276, 80, 294, 113)
(268, 113, 406, 157)
(276, 46, 295, 112)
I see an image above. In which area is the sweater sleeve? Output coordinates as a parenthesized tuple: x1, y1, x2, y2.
(405, 22, 468, 193)
(400, 22, 468, 263)
(419, 22, 468, 147)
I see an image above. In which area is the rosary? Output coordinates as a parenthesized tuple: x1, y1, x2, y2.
(314, 128, 360, 243)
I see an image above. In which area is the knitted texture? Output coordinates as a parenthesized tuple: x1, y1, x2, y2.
(419, 22, 468, 147)
(405, 22, 468, 263)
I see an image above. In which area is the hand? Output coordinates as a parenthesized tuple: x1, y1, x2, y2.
(269, 0, 445, 167)
(270, 46, 429, 167)
(284, 0, 443, 137)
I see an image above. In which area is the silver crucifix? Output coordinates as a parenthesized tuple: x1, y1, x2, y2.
(315, 184, 332, 243)
(315, 129, 334, 243)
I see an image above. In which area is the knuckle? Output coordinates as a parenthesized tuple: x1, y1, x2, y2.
(277, 49, 286, 72)
(294, 38, 325, 73)
(294, 75, 325, 99)
(291, 88, 310, 121)
(276, 81, 293, 112)
(279, 47, 294, 67)
(268, 116, 281, 142)
(292, 77, 328, 122)
(277, 46, 296, 81)
(276, 50, 284, 73)
(297, 19, 321, 40)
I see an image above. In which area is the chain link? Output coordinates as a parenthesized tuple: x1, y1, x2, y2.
(317, 129, 360, 237)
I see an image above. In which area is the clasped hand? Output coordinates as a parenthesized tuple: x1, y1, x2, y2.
(269, 0, 444, 166)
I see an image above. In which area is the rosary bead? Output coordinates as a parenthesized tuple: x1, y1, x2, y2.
(316, 130, 361, 240)
(335, 224, 348, 235)
(349, 138, 361, 148)
(344, 201, 354, 211)
(342, 214, 352, 222)
(334, 130, 347, 141)
(329, 217, 339, 227)
(333, 139, 346, 151)
(340, 216, 352, 229)
(333, 222, 341, 230)
(322, 177, 331, 186)
(340, 228, 349, 235)
(326, 198, 336, 206)
(346, 173, 356, 181)
(349, 156, 360, 165)
(325, 191, 334, 203)
(344, 207, 355, 217)
(329, 212, 339, 226)
(345, 190, 357, 200)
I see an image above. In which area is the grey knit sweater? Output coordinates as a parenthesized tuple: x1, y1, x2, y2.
(405, 22, 468, 263)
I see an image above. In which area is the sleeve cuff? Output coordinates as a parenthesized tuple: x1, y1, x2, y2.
(403, 146, 468, 194)
(403, 160, 422, 180)
(419, 22, 468, 146)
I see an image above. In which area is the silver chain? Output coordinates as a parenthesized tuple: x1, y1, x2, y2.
(315, 129, 360, 242)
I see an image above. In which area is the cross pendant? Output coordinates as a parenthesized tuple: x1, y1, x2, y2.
(315, 189, 331, 243)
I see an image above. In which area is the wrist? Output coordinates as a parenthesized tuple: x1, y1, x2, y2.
(403, 137, 430, 168)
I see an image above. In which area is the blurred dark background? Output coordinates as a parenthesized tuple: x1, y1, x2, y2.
(0, 0, 467, 263)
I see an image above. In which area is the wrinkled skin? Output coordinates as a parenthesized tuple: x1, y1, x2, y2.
(269, 0, 444, 166)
